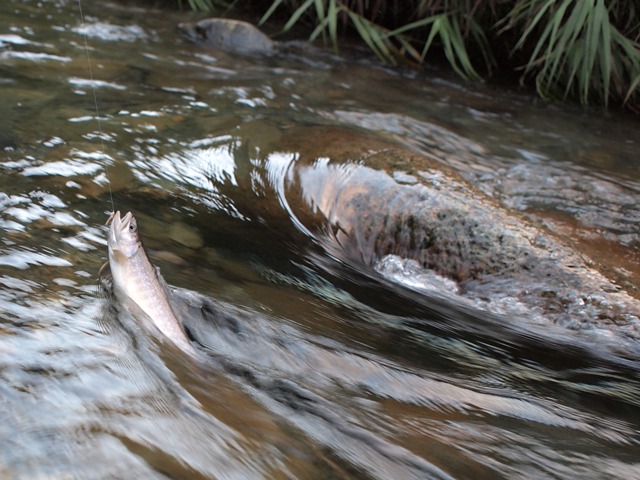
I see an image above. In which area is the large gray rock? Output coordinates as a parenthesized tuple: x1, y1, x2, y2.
(178, 18, 275, 54)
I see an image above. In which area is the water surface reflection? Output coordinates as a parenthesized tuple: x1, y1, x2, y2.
(1, 0, 639, 478)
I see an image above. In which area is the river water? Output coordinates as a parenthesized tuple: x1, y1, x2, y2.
(1, 1, 640, 478)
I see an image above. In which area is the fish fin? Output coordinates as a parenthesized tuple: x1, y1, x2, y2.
(98, 260, 111, 277)
(154, 266, 173, 294)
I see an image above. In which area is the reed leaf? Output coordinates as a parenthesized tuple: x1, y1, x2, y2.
(308, 0, 340, 50)
(313, 0, 325, 22)
(420, 15, 445, 61)
(442, 15, 481, 80)
(386, 11, 484, 80)
(395, 34, 423, 63)
(347, 10, 394, 62)
(418, 13, 482, 80)
(385, 15, 438, 37)
(309, 12, 332, 41)
(259, 0, 286, 26)
(510, 0, 556, 50)
(508, 0, 640, 106)
(283, 0, 317, 32)
(626, 74, 640, 103)
(598, 0, 612, 102)
(327, 0, 338, 49)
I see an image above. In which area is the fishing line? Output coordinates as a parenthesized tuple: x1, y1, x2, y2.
(77, 0, 115, 214)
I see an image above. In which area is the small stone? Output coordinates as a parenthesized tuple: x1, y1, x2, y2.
(600, 283, 621, 293)
(177, 18, 274, 54)
(150, 250, 187, 266)
(554, 314, 580, 329)
(169, 222, 203, 249)
(392, 171, 417, 185)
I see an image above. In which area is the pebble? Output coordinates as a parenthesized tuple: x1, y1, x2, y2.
(169, 221, 204, 249)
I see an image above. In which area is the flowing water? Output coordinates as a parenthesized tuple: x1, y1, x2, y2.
(1, 1, 640, 478)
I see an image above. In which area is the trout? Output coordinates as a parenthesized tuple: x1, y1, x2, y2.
(106, 210, 195, 355)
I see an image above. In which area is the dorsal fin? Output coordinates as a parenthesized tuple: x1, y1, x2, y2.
(154, 265, 176, 302)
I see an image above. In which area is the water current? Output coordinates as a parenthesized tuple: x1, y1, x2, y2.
(1, 1, 640, 478)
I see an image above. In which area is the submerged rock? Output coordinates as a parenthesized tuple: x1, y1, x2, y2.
(177, 18, 274, 54)
(269, 128, 640, 342)
(169, 221, 204, 249)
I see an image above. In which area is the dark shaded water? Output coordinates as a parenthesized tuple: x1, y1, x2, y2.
(1, 1, 640, 478)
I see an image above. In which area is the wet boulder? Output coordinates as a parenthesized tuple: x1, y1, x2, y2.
(177, 18, 275, 54)
(266, 127, 640, 341)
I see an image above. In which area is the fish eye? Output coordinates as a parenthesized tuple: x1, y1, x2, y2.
(129, 220, 137, 232)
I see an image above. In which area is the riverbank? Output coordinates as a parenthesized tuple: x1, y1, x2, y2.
(153, 0, 640, 113)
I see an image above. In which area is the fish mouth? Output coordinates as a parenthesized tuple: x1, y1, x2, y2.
(107, 210, 134, 246)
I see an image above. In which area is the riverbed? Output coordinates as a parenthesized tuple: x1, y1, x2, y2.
(1, 1, 639, 478)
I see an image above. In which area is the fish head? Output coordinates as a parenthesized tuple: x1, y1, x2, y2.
(107, 210, 142, 259)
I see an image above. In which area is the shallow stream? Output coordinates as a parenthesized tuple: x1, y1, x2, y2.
(1, 1, 640, 478)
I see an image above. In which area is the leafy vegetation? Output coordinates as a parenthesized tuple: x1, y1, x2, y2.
(175, 0, 640, 110)
(502, 0, 640, 107)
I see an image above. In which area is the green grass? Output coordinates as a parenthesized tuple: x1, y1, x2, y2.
(175, 0, 640, 110)
(505, 0, 640, 107)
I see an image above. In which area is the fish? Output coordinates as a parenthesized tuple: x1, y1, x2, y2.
(106, 210, 195, 355)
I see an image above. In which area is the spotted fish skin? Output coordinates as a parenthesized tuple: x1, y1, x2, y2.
(107, 210, 194, 355)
